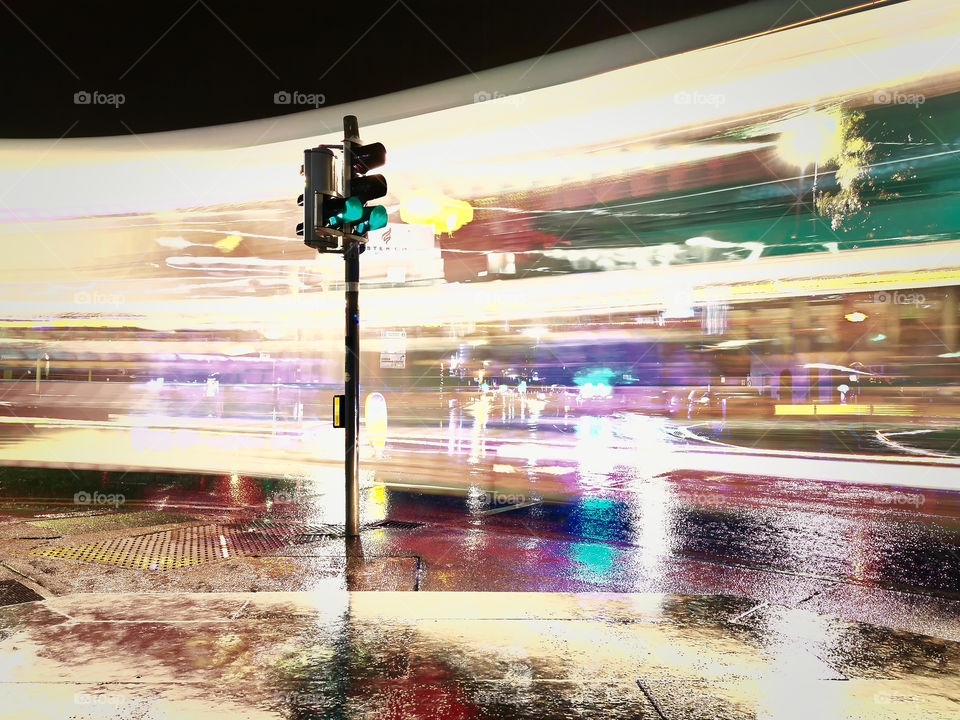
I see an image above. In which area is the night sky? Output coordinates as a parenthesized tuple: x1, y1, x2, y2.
(1, 0, 755, 138)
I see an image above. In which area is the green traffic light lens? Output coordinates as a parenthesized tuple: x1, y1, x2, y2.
(342, 196, 363, 222)
(368, 205, 388, 231)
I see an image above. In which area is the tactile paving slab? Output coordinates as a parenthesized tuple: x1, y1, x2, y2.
(30, 520, 339, 571)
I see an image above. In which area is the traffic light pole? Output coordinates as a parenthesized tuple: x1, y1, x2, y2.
(343, 115, 361, 538)
(299, 115, 386, 538)
(344, 240, 361, 537)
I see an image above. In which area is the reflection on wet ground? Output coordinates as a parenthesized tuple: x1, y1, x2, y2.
(1, 591, 958, 719)
(2, 463, 960, 601)
(2, 410, 960, 717)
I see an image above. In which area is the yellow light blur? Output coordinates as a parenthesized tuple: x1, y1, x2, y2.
(818, 404, 870, 415)
(844, 312, 868, 322)
(775, 404, 817, 416)
(400, 193, 473, 234)
(214, 233, 243, 252)
(364, 392, 388, 457)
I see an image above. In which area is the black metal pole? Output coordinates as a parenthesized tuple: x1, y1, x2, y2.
(344, 241, 360, 537)
(343, 115, 361, 538)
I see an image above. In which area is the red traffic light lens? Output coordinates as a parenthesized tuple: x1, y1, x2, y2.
(352, 142, 386, 173)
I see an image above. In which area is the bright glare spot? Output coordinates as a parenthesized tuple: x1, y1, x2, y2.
(844, 312, 868, 323)
(804, 362, 873, 375)
(776, 111, 843, 168)
(400, 193, 473, 234)
(364, 392, 388, 456)
(155, 236, 191, 249)
(402, 194, 442, 218)
(685, 236, 721, 247)
(579, 382, 611, 399)
(713, 338, 769, 349)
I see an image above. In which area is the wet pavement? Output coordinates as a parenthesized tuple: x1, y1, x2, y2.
(1, 590, 959, 719)
(1, 413, 960, 716)
(1, 464, 960, 641)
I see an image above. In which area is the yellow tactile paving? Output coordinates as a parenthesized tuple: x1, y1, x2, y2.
(29, 521, 335, 570)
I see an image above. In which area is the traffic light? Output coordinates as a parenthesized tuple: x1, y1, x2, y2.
(296, 116, 387, 254)
(343, 117, 388, 238)
(295, 116, 388, 538)
(297, 147, 341, 253)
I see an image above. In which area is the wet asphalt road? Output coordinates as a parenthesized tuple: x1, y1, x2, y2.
(2, 456, 959, 602)
(2, 404, 960, 718)
(0, 393, 958, 639)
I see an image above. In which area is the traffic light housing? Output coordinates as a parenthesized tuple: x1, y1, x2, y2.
(343, 117, 388, 238)
(297, 147, 342, 253)
(296, 116, 387, 253)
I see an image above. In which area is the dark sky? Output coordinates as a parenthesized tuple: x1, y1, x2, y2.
(1, 0, 754, 138)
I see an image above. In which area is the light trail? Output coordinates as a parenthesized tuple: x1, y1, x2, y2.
(0, 0, 959, 485)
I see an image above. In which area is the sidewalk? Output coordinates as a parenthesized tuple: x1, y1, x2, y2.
(4, 501, 960, 643)
(3, 469, 960, 718)
(1, 590, 958, 719)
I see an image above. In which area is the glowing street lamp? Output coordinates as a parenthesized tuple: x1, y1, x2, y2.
(777, 112, 841, 168)
(778, 111, 842, 239)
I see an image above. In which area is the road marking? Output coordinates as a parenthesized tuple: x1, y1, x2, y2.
(730, 600, 769, 624)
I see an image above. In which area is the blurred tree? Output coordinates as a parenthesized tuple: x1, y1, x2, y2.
(816, 110, 874, 231)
